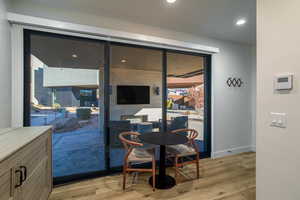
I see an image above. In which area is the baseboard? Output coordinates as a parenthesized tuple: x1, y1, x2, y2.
(212, 145, 253, 159)
(251, 145, 256, 152)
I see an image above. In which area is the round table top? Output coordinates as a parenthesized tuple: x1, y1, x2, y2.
(139, 132, 188, 146)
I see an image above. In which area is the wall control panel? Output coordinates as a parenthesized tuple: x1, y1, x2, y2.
(274, 74, 293, 90)
(270, 112, 287, 128)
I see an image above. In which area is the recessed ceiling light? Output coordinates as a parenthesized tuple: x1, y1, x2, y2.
(166, 0, 176, 3)
(121, 59, 127, 63)
(72, 54, 78, 58)
(236, 18, 247, 26)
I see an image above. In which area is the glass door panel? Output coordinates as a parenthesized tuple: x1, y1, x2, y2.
(166, 52, 208, 154)
(109, 44, 163, 168)
(26, 31, 106, 178)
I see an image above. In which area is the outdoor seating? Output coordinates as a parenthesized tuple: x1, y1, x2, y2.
(137, 122, 153, 134)
(169, 116, 188, 131)
(120, 115, 148, 123)
(109, 120, 131, 148)
(159, 116, 189, 131)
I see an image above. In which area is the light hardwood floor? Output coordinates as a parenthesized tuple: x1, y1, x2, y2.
(50, 152, 255, 200)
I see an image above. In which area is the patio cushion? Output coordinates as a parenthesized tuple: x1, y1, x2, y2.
(137, 122, 153, 134)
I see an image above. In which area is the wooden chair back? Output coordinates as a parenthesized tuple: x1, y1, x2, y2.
(171, 128, 199, 152)
(171, 128, 198, 140)
(118, 131, 143, 151)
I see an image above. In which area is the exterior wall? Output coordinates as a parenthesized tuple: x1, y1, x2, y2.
(109, 68, 162, 121)
(257, 0, 300, 199)
(0, 0, 11, 128)
(33, 64, 160, 110)
(33, 68, 52, 106)
(43, 66, 99, 88)
(31, 55, 98, 107)
(55, 87, 79, 107)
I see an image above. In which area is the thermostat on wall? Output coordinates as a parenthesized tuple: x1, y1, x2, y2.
(274, 74, 293, 90)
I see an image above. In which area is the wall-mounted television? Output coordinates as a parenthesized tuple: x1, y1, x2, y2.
(117, 85, 150, 105)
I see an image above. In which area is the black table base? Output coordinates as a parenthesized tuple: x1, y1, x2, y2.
(149, 175, 176, 189)
(139, 132, 188, 190)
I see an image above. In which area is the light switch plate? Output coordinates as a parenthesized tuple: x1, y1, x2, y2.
(270, 112, 287, 128)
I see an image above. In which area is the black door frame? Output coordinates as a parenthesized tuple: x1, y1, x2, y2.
(23, 29, 212, 185)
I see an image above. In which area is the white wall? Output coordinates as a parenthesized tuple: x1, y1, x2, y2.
(8, 2, 256, 156)
(251, 46, 256, 151)
(257, 0, 300, 199)
(212, 42, 254, 157)
(0, 0, 11, 128)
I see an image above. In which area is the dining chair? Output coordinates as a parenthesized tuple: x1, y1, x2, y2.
(119, 131, 156, 191)
(166, 129, 200, 180)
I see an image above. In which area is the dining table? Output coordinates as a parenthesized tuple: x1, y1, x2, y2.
(139, 131, 188, 189)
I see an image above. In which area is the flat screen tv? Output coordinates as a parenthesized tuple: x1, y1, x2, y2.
(117, 85, 150, 105)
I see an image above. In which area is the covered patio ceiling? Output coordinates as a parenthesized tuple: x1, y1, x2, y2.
(167, 75, 204, 88)
(31, 34, 204, 77)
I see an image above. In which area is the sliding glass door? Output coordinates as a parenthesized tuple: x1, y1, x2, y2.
(24, 31, 106, 181)
(108, 44, 163, 168)
(166, 51, 211, 156)
(24, 30, 211, 184)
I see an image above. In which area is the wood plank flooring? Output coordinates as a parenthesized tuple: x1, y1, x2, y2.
(49, 152, 255, 200)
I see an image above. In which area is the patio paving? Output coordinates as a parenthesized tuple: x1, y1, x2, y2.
(53, 126, 107, 177)
(52, 124, 128, 177)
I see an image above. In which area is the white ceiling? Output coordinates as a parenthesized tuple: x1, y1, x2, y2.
(11, 0, 256, 44)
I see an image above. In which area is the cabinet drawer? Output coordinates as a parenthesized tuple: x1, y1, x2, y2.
(21, 158, 48, 200)
(0, 127, 52, 200)
(0, 168, 12, 200)
(0, 154, 18, 200)
(19, 132, 50, 178)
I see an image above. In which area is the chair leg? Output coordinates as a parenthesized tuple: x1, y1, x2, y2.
(123, 165, 127, 191)
(196, 154, 200, 179)
(152, 158, 156, 191)
(132, 172, 139, 184)
(174, 156, 179, 180)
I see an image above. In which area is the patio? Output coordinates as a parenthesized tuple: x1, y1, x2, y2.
(52, 125, 105, 177)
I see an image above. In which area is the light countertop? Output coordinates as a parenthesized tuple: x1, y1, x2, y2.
(0, 126, 52, 163)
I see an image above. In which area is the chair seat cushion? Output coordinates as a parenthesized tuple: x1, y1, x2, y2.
(166, 144, 196, 157)
(128, 148, 154, 163)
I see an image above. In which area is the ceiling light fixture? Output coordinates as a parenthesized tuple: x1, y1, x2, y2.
(236, 18, 247, 26)
(72, 54, 78, 58)
(121, 59, 127, 63)
(166, 0, 176, 3)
